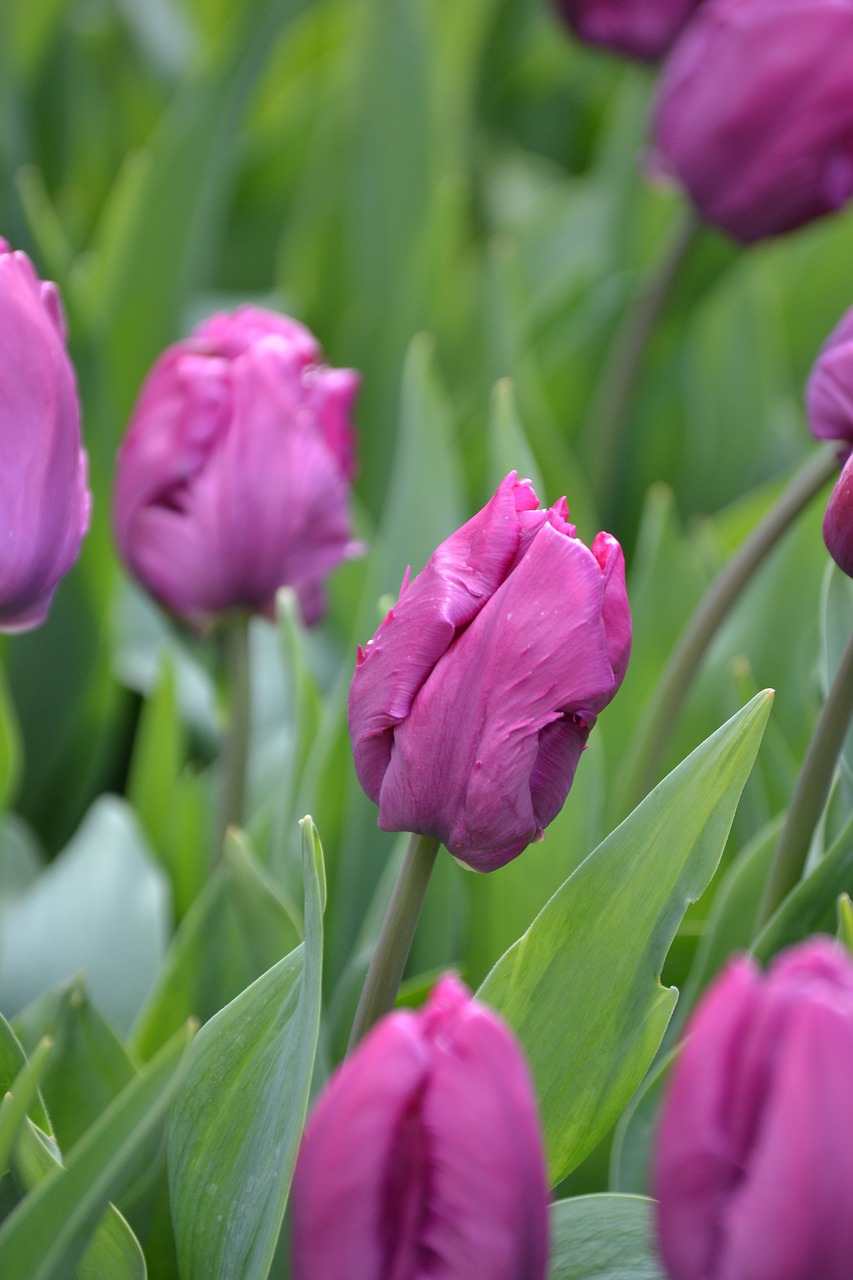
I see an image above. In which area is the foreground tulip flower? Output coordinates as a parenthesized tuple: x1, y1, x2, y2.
(554, 0, 703, 61)
(348, 472, 631, 872)
(0, 239, 90, 631)
(654, 937, 853, 1280)
(650, 0, 853, 243)
(292, 973, 549, 1280)
(113, 306, 360, 629)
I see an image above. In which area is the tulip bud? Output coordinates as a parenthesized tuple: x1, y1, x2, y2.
(347, 472, 631, 872)
(0, 239, 90, 631)
(553, 0, 703, 62)
(807, 308, 853, 449)
(291, 973, 550, 1280)
(650, 0, 853, 243)
(654, 937, 853, 1280)
(112, 306, 360, 629)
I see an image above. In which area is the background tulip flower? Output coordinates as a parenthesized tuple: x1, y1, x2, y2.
(805, 308, 853, 576)
(347, 472, 631, 872)
(654, 937, 853, 1280)
(650, 0, 853, 243)
(0, 239, 90, 631)
(113, 306, 360, 629)
(553, 0, 703, 62)
(291, 973, 549, 1280)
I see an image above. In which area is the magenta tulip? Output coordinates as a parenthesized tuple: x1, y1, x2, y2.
(113, 306, 360, 629)
(650, 0, 853, 243)
(348, 472, 631, 872)
(291, 973, 550, 1280)
(807, 308, 853, 450)
(0, 239, 90, 631)
(654, 937, 853, 1280)
(554, 0, 703, 61)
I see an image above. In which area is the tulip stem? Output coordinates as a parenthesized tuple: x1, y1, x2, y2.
(618, 446, 839, 817)
(348, 832, 440, 1050)
(756, 625, 853, 930)
(216, 613, 252, 857)
(588, 207, 702, 525)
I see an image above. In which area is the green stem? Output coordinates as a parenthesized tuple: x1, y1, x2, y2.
(589, 208, 701, 523)
(756, 625, 853, 930)
(619, 446, 839, 817)
(216, 613, 252, 857)
(348, 833, 440, 1050)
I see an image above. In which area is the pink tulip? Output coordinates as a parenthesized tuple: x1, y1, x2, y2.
(554, 0, 704, 61)
(113, 306, 360, 628)
(291, 974, 550, 1280)
(654, 937, 853, 1280)
(650, 0, 853, 243)
(348, 472, 631, 871)
(0, 239, 90, 631)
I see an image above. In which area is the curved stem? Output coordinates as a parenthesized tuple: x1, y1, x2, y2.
(756, 625, 853, 930)
(589, 207, 701, 522)
(348, 833, 440, 1050)
(216, 613, 252, 858)
(619, 446, 839, 816)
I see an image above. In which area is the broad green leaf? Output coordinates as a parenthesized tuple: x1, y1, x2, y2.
(168, 816, 325, 1280)
(0, 1039, 53, 1174)
(12, 979, 136, 1151)
(127, 658, 184, 858)
(609, 1047, 678, 1197)
(479, 691, 772, 1183)
(548, 1195, 664, 1280)
(0, 1015, 51, 1135)
(0, 798, 170, 1036)
(0, 1022, 193, 1280)
(130, 828, 300, 1061)
(10, 1119, 145, 1280)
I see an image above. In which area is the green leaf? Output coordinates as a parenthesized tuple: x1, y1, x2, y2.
(0, 1039, 54, 1175)
(127, 658, 184, 858)
(0, 666, 22, 816)
(479, 691, 772, 1183)
(168, 816, 324, 1280)
(0, 1022, 193, 1280)
(0, 798, 171, 1036)
(487, 378, 545, 496)
(837, 894, 853, 953)
(10, 1119, 146, 1280)
(0, 1015, 51, 1135)
(130, 828, 300, 1061)
(547, 1195, 665, 1280)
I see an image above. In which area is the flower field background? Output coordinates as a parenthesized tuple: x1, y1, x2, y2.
(3, 0, 853, 1277)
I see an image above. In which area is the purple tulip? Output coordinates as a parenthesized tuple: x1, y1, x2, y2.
(654, 937, 853, 1280)
(807, 308, 853, 450)
(347, 472, 631, 872)
(650, 0, 853, 243)
(0, 239, 90, 631)
(291, 973, 550, 1280)
(113, 306, 360, 629)
(553, 0, 703, 61)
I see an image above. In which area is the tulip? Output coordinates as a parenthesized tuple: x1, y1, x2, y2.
(807, 307, 853, 450)
(650, 0, 853, 243)
(113, 306, 360, 629)
(0, 239, 90, 631)
(347, 472, 631, 872)
(553, 0, 703, 62)
(291, 973, 550, 1280)
(654, 937, 853, 1280)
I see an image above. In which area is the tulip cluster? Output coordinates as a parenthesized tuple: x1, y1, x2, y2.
(113, 306, 360, 630)
(291, 974, 550, 1280)
(654, 937, 853, 1280)
(0, 239, 90, 630)
(348, 472, 631, 871)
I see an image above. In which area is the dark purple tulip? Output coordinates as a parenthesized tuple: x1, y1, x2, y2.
(554, 0, 703, 61)
(651, 0, 853, 243)
(654, 937, 853, 1280)
(113, 306, 360, 629)
(347, 472, 631, 872)
(291, 974, 550, 1280)
(0, 239, 90, 631)
(807, 307, 853, 449)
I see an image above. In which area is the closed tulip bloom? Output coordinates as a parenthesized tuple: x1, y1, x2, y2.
(807, 307, 853, 449)
(291, 973, 549, 1280)
(650, 0, 853, 243)
(554, 0, 703, 61)
(348, 472, 631, 872)
(0, 239, 90, 630)
(113, 306, 360, 628)
(654, 937, 853, 1280)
